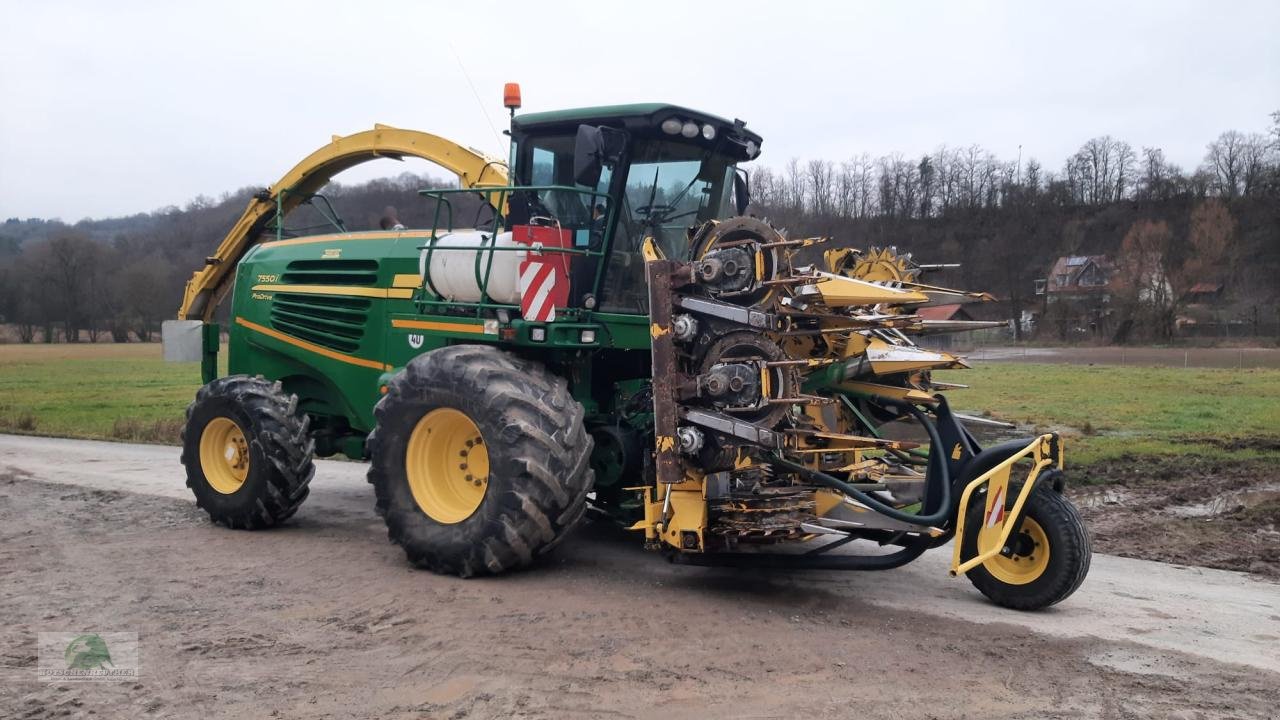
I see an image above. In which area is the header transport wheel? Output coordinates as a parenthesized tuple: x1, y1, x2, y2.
(961, 486, 1092, 610)
(180, 375, 316, 529)
(368, 345, 594, 577)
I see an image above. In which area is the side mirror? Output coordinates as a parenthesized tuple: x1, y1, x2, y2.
(733, 169, 751, 215)
(574, 125, 627, 188)
(573, 125, 605, 187)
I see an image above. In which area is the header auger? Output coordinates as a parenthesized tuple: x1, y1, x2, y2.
(171, 90, 1090, 610)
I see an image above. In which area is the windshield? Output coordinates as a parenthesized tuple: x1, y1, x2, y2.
(619, 140, 736, 260)
(598, 140, 737, 314)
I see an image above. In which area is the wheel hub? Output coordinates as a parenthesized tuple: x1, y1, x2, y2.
(199, 417, 250, 494)
(985, 517, 1051, 585)
(405, 408, 490, 524)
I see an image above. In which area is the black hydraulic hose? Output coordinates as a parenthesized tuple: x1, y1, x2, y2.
(768, 402, 952, 527)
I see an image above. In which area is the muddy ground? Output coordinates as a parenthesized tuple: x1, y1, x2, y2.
(1073, 456, 1280, 579)
(1, 465, 1278, 720)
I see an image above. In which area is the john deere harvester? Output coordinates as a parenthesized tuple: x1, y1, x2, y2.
(171, 86, 1090, 610)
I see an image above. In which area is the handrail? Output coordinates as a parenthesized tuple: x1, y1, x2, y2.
(412, 184, 614, 314)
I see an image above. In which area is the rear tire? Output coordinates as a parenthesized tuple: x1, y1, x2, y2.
(962, 486, 1091, 610)
(181, 375, 315, 529)
(368, 345, 594, 577)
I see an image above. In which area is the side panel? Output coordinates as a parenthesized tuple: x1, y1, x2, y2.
(229, 233, 408, 434)
(225, 231, 657, 436)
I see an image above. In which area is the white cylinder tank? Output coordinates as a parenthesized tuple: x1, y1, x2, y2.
(418, 231, 525, 304)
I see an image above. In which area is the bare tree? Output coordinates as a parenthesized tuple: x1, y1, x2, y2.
(1113, 141, 1136, 201)
(835, 160, 860, 219)
(1068, 136, 1133, 204)
(1238, 132, 1270, 196)
(22, 233, 105, 342)
(119, 265, 170, 341)
(784, 158, 806, 214)
(1204, 130, 1249, 198)
(1139, 147, 1168, 200)
(851, 154, 875, 218)
(918, 155, 936, 218)
(806, 159, 835, 217)
(747, 166, 780, 210)
(1024, 158, 1042, 197)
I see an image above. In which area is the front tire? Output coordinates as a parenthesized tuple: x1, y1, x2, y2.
(962, 486, 1091, 610)
(368, 345, 594, 577)
(180, 375, 315, 529)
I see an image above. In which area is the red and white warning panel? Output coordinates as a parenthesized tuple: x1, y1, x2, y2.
(985, 485, 1006, 528)
(512, 224, 571, 323)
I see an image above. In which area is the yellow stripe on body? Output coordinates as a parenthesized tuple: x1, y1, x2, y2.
(252, 284, 413, 299)
(259, 230, 409, 249)
(390, 318, 487, 335)
(234, 317, 391, 371)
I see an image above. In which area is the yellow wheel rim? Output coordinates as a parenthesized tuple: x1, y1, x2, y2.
(405, 408, 489, 524)
(199, 417, 250, 494)
(984, 517, 1051, 585)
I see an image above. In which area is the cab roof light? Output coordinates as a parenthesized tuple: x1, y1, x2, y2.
(503, 82, 522, 111)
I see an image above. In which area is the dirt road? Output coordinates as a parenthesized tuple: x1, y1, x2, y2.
(2, 434, 1277, 719)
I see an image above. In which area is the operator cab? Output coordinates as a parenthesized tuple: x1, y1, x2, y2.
(509, 104, 762, 314)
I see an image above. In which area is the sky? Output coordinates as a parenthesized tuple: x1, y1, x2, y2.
(1, 0, 1276, 221)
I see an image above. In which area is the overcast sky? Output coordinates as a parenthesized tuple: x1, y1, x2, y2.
(1, 0, 1276, 221)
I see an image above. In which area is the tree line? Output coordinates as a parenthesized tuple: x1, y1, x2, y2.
(749, 113, 1278, 221)
(746, 111, 1280, 342)
(0, 175, 444, 343)
(1, 112, 1277, 344)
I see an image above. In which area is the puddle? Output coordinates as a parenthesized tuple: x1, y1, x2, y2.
(1073, 487, 1134, 509)
(1166, 484, 1280, 519)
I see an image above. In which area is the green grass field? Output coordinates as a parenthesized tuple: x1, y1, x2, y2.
(938, 363, 1280, 467)
(0, 344, 216, 442)
(1, 345, 1277, 469)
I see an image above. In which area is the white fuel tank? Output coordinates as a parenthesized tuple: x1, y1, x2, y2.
(419, 231, 525, 304)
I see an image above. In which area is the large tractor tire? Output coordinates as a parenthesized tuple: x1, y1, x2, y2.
(961, 485, 1091, 610)
(368, 345, 594, 577)
(181, 375, 315, 529)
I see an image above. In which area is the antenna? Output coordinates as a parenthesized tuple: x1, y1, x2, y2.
(448, 43, 504, 156)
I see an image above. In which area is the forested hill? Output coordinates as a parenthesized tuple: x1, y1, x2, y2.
(1, 113, 1278, 344)
(0, 173, 453, 342)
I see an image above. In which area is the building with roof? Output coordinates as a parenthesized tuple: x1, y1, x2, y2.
(1034, 255, 1115, 339)
(1036, 255, 1113, 302)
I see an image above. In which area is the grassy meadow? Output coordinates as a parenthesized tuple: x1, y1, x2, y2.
(0, 344, 214, 442)
(1, 344, 1277, 471)
(937, 363, 1280, 467)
